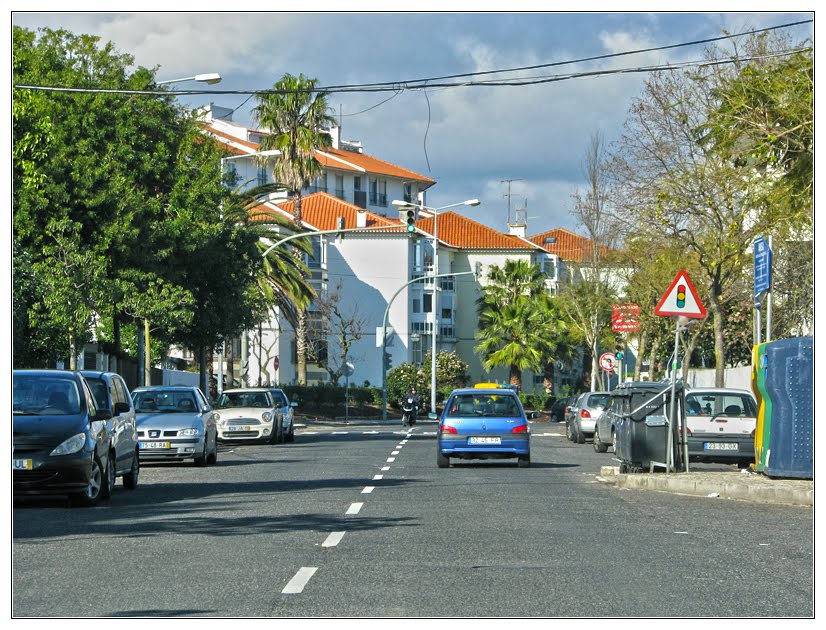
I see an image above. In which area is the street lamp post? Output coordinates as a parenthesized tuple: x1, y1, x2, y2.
(391, 198, 480, 418)
(158, 73, 222, 85)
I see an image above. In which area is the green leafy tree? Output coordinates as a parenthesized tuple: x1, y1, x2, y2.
(422, 350, 471, 409)
(253, 73, 336, 385)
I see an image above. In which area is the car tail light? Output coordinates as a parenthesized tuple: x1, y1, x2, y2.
(512, 424, 528, 434)
(580, 409, 591, 419)
(685, 426, 693, 436)
(440, 424, 457, 434)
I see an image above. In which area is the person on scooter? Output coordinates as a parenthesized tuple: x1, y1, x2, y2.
(402, 387, 421, 426)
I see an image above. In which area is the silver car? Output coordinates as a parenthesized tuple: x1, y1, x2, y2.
(214, 388, 284, 444)
(132, 386, 218, 466)
(566, 391, 610, 444)
(268, 388, 298, 443)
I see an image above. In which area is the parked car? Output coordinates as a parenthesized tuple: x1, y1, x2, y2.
(683, 388, 757, 467)
(268, 388, 298, 442)
(550, 396, 574, 422)
(214, 388, 284, 444)
(132, 386, 218, 466)
(81, 370, 140, 489)
(437, 387, 536, 468)
(13, 369, 116, 506)
(566, 391, 610, 443)
(594, 393, 620, 453)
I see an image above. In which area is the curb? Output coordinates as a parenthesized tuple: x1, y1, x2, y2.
(598, 466, 813, 507)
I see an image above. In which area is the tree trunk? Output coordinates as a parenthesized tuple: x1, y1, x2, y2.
(292, 192, 308, 386)
(509, 364, 522, 390)
(542, 363, 554, 395)
(707, 290, 727, 387)
(68, 335, 77, 370)
(634, 332, 648, 381)
(198, 347, 208, 396)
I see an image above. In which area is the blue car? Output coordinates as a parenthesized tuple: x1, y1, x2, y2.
(437, 388, 535, 468)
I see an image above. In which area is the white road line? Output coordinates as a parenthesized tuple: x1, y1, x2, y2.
(391, 450, 400, 455)
(373, 474, 383, 480)
(362, 486, 375, 494)
(332, 431, 349, 435)
(282, 567, 318, 594)
(322, 532, 346, 547)
(363, 431, 379, 434)
(381, 466, 390, 471)
(386, 457, 396, 463)
(346, 503, 363, 515)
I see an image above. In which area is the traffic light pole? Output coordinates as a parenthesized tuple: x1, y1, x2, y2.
(381, 270, 476, 420)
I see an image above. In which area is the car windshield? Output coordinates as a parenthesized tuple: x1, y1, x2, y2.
(216, 391, 272, 409)
(133, 390, 198, 413)
(447, 393, 520, 417)
(13, 374, 82, 416)
(686, 392, 757, 417)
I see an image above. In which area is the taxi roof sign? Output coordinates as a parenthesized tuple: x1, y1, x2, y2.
(654, 270, 706, 319)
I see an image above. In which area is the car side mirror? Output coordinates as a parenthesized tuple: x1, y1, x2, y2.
(113, 401, 130, 416)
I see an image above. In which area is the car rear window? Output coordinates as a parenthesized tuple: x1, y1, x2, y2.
(588, 394, 610, 409)
(686, 392, 757, 417)
(447, 393, 520, 417)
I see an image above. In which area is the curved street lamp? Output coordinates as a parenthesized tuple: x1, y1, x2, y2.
(391, 198, 480, 418)
(158, 73, 222, 85)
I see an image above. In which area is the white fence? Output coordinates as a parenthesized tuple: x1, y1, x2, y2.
(684, 366, 752, 390)
(161, 369, 201, 387)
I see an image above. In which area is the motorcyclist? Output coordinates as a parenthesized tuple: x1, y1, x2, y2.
(402, 387, 421, 426)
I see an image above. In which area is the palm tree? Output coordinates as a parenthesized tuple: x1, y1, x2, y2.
(475, 259, 562, 389)
(221, 182, 315, 384)
(253, 73, 336, 384)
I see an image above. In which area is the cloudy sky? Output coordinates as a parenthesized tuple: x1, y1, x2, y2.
(11, 6, 814, 235)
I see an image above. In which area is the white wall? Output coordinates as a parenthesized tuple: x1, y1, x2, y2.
(685, 366, 752, 390)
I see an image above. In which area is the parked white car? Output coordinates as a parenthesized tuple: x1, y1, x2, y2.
(683, 387, 757, 467)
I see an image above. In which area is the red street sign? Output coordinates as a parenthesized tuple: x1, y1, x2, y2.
(612, 303, 640, 332)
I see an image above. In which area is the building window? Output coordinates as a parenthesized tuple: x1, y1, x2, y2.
(404, 183, 414, 203)
(413, 298, 421, 314)
(335, 175, 345, 200)
(378, 180, 387, 207)
(369, 177, 378, 204)
(257, 166, 268, 186)
(423, 293, 433, 313)
(353, 176, 366, 208)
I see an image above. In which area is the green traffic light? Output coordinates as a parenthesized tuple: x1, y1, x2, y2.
(406, 223, 416, 233)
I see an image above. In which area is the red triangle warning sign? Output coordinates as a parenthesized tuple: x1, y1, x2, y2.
(654, 270, 707, 318)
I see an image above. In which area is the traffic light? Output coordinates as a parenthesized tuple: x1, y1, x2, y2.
(616, 351, 624, 360)
(383, 351, 392, 371)
(406, 209, 416, 233)
(676, 284, 686, 308)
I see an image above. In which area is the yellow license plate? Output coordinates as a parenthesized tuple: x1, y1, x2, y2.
(13, 459, 33, 470)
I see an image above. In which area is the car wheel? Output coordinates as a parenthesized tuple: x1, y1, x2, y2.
(593, 429, 608, 453)
(436, 451, 450, 468)
(566, 420, 574, 441)
(101, 452, 116, 499)
(123, 449, 140, 490)
(619, 461, 629, 474)
(71, 455, 106, 507)
(575, 422, 586, 444)
(517, 453, 531, 468)
(194, 441, 208, 467)
(286, 424, 295, 442)
(207, 432, 218, 465)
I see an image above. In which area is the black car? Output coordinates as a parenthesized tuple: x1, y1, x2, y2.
(81, 370, 140, 489)
(13, 370, 115, 506)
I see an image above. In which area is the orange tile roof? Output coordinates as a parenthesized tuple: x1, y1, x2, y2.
(526, 228, 609, 262)
(314, 147, 436, 187)
(254, 192, 403, 232)
(416, 212, 538, 251)
(201, 125, 259, 155)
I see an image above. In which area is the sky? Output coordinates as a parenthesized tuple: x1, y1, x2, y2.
(9, 5, 815, 236)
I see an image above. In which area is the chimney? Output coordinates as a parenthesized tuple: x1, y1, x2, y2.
(508, 223, 526, 238)
(330, 125, 340, 150)
(356, 209, 367, 228)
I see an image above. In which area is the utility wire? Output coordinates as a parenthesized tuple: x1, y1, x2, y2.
(14, 20, 812, 97)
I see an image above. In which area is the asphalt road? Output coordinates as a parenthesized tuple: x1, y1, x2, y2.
(11, 422, 814, 618)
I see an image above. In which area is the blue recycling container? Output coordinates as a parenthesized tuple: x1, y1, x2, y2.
(761, 336, 813, 479)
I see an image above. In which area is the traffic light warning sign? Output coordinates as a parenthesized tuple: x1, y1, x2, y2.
(654, 270, 707, 319)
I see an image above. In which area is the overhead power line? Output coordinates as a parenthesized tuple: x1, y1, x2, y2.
(14, 20, 812, 97)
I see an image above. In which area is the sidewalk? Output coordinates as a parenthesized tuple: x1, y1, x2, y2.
(597, 465, 813, 507)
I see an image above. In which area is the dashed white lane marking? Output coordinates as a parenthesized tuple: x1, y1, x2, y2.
(346, 503, 363, 515)
(386, 457, 396, 463)
(282, 567, 318, 594)
(362, 486, 375, 494)
(373, 474, 383, 480)
(332, 431, 349, 435)
(381, 466, 390, 471)
(322, 532, 346, 547)
(391, 450, 400, 455)
(363, 431, 379, 434)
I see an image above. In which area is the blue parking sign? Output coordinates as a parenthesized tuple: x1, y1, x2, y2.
(754, 236, 771, 306)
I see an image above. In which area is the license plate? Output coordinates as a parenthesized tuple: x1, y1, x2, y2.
(13, 459, 33, 470)
(226, 425, 250, 432)
(468, 436, 501, 445)
(704, 442, 738, 451)
(140, 441, 171, 449)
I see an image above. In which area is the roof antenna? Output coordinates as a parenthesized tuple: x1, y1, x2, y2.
(500, 178, 523, 225)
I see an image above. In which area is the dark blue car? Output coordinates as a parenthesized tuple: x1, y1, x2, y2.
(437, 388, 534, 468)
